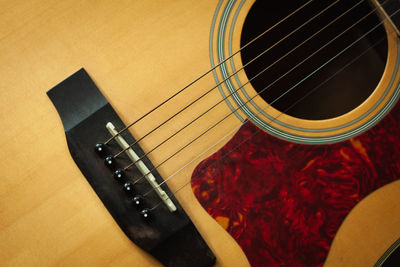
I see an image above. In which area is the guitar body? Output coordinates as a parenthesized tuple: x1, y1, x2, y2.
(0, 0, 399, 266)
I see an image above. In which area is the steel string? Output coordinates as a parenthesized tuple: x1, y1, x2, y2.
(103, 0, 315, 145)
(112, 0, 344, 159)
(125, 1, 382, 189)
(118, 0, 362, 173)
(148, 33, 388, 211)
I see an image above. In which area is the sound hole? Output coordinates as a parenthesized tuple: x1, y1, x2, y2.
(240, 0, 388, 120)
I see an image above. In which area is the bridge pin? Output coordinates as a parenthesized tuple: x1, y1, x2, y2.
(132, 195, 143, 207)
(140, 209, 150, 219)
(94, 143, 107, 156)
(104, 155, 115, 169)
(114, 169, 125, 181)
(123, 182, 134, 194)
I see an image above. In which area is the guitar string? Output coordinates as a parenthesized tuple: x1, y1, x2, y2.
(146, 12, 390, 195)
(112, 0, 345, 160)
(117, 0, 356, 170)
(148, 34, 387, 211)
(129, 2, 386, 193)
(122, 2, 382, 188)
(103, 0, 315, 145)
(142, 4, 395, 203)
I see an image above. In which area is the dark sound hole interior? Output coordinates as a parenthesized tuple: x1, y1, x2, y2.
(240, 0, 388, 120)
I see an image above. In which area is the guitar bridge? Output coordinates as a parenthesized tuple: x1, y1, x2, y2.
(47, 68, 215, 267)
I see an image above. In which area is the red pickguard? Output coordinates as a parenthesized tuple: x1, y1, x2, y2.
(191, 102, 400, 266)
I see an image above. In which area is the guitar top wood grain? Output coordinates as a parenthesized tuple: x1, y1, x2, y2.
(1, 0, 400, 266)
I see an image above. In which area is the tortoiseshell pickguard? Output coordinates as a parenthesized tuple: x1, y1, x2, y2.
(191, 103, 400, 266)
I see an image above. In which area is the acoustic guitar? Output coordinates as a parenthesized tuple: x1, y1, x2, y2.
(1, 0, 400, 266)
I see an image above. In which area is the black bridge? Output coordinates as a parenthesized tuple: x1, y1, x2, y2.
(47, 68, 215, 267)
